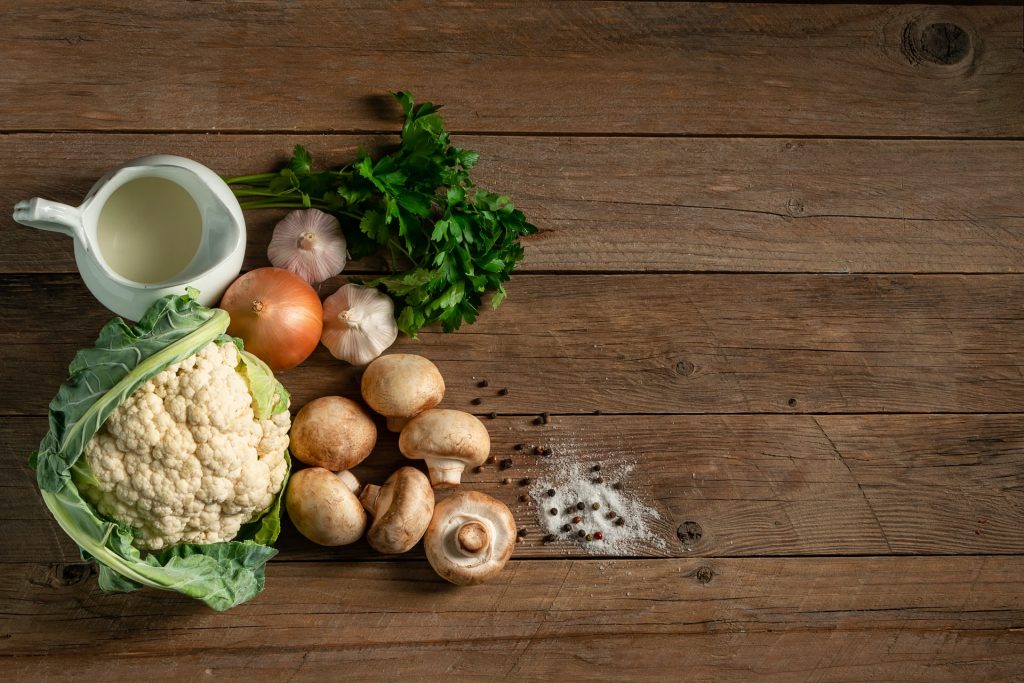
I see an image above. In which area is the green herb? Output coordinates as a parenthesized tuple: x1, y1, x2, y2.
(224, 92, 537, 337)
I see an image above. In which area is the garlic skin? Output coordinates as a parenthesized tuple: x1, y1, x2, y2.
(267, 209, 347, 284)
(321, 284, 399, 366)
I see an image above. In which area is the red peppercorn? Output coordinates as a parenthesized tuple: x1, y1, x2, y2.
(593, 531, 604, 541)
(572, 515, 582, 524)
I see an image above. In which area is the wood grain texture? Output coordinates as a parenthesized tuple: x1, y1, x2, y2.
(2, 134, 1023, 275)
(1, 557, 1022, 681)
(5, 414, 1022, 563)
(1, 3, 1020, 136)
(4, 273, 1024, 416)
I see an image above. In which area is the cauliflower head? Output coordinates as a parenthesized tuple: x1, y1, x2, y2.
(79, 341, 290, 550)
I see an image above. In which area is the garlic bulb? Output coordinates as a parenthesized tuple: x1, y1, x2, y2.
(321, 284, 399, 365)
(267, 209, 347, 284)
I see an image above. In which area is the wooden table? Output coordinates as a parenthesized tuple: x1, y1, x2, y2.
(2, 3, 1022, 680)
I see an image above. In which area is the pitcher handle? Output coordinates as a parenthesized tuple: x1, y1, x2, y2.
(12, 198, 86, 246)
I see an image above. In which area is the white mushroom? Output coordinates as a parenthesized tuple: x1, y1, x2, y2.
(285, 468, 366, 546)
(289, 396, 377, 471)
(361, 354, 445, 431)
(398, 409, 490, 488)
(424, 490, 516, 585)
(359, 467, 435, 554)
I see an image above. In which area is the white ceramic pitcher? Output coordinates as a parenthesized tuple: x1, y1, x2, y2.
(12, 155, 245, 320)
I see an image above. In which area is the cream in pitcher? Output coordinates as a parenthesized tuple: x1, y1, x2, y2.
(12, 155, 245, 320)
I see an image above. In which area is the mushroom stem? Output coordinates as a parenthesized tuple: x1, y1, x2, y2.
(456, 521, 489, 555)
(426, 460, 465, 489)
(336, 470, 361, 494)
(387, 415, 412, 432)
(359, 484, 382, 514)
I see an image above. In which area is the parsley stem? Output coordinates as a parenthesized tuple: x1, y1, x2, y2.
(222, 173, 278, 185)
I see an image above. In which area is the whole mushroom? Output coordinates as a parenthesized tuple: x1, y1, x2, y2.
(289, 396, 377, 471)
(359, 467, 434, 554)
(286, 468, 367, 546)
(399, 409, 490, 488)
(361, 354, 445, 432)
(424, 490, 516, 585)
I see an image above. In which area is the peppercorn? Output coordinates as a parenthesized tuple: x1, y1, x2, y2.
(612, 482, 623, 490)
(488, 411, 498, 419)
(471, 397, 483, 405)
(593, 531, 604, 541)
(592, 502, 600, 510)
(499, 388, 509, 396)
(576, 502, 585, 510)
(519, 477, 531, 486)
(586, 533, 593, 542)
(534, 445, 544, 455)
(478, 379, 489, 388)
(472, 466, 483, 474)
(562, 524, 571, 532)
(571, 515, 582, 524)
(577, 530, 586, 538)
(546, 488, 556, 497)
(592, 464, 601, 472)
(549, 508, 557, 516)
(517, 527, 527, 538)
(606, 511, 618, 519)
(500, 458, 513, 470)
(519, 495, 529, 503)
(593, 477, 604, 484)
(541, 412, 550, 424)
(542, 534, 556, 544)
(514, 443, 524, 451)
(542, 447, 553, 456)
(615, 517, 626, 526)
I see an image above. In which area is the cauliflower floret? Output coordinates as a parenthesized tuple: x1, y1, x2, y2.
(81, 341, 290, 550)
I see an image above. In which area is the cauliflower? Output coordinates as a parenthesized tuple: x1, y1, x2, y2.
(80, 341, 290, 550)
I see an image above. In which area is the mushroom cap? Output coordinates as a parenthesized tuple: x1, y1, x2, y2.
(289, 396, 377, 471)
(359, 467, 434, 554)
(286, 468, 367, 546)
(361, 354, 445, 429)
(424, 490, 516, 585)
(399, 409, 491, 488)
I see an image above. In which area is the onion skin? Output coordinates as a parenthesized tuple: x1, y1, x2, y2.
(220, 267, 323, 371)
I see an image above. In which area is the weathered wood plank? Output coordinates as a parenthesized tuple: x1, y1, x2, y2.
(3, 273, 1024, 416)
(1, 4, 1020, 136)
(1, 557, 1022, 681)
(5, 414, 1022, 563)
(3, 134, 1023, 275)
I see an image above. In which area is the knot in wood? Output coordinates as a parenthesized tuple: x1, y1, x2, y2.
(54, 563, 91, 586)
(675, 359, 695, 377)
(677, 520, 703, 547)
(695, 566, 714, 584)
(902, 20, 972, 66)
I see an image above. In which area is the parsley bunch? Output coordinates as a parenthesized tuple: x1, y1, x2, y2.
(224, 92, 536, 337)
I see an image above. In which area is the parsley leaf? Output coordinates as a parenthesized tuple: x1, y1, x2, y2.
(225, 92, 536, 337)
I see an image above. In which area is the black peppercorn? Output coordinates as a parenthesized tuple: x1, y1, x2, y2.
(615, 517, 626, 526)
(478, 379, 489, 388)
(592, 464, 601, 472)
(498, 388, 509, 396)
(577, 530, 586, 538)
(562, 524, 572, 532)
(546, 488, 556, 497)
(517, 527, 527, 538)
(519, 495, 529, 503)
(549, 508, 557, 515)
(519, 477, 531, 486)
(593, 477, 604, 484)
(542, 447, 553, 456)
(500, 458, 513, 470)
(533, 417, 543, 426)
(488, 411, 498, 419)
(612, 482, 623, 490)
(576, 502, 585, 510)
(471, 397, 483, 405)
(542, 534, 556, 543)
(514, 443, 524, 451)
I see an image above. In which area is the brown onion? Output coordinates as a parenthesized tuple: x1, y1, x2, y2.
(220, 267, 323, 371)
